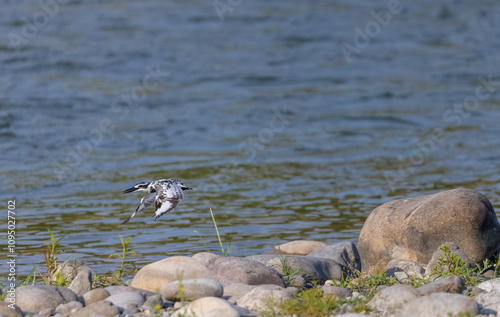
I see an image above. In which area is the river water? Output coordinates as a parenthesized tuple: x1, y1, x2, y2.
(1, 0, 500, 277)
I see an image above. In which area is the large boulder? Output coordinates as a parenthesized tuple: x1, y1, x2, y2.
(131, 256, 207, 292)
(358, 188, 500, 273)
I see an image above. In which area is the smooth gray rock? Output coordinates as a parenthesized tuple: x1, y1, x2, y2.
(322, 285, 351, 299)
(192, 252, 220, 267)
(0, 302, 24, 317)
(475, 292, 500, 315)
(160, 278, 223, 301)
(400, 293, 479, 317)
(384, 259, 426, 278)
(68, 266, 95, 296)
(39, 308, 53, 317)
(307, 241, 361, 272)
(248, 254, 346, 283)
(477, 278, 500, 294)
(52, 259, 96, 296)
(236, 285, 293, 313)
(358, 188, 500, 273)
(104, 285, 153, 298)
(142, 294, 163, 311)
(171, 297, 256, 317)
(14, 285, 78, 312)
(203, 257, 285, 287)
(368, 284, 420, 312)
(52, 259, 85, 280)
(71, 301, 120, 317)
(417, 275, 465, 295)
(131, 256, 207, 292)
(425, 242, 472, 277)
(223, 283, 256, 301)
(288, 275, 307, 288)
(104, 291, 145, 310)
(274, 240, 327, 255)
(54, 301, 82, 316)
(82, 288, 111, 306)
(285, 286, 301, 295)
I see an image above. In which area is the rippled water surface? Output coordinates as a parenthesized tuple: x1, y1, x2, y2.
(1, 0, 500, 276)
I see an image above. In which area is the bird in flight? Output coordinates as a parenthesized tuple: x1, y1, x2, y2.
(122, 178, 192, 224)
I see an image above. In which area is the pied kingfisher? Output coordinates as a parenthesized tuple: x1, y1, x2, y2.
(122, 178, 192, 224)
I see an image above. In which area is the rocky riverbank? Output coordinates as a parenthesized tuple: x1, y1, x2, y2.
(4, 188, 500, 317)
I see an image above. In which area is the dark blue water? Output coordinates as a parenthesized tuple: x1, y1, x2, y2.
(1, 0, 499, 277)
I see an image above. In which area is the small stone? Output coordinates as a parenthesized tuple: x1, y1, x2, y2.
(68, 266, 96, 296)
(274, 240, 327, 255)
(203, 257, 285, 287)
(171, 297, 254, 317)
(392, 271, 410, 281)
(400, 293, 479, 317)
(173, 302, 183, 310)
(122, 306, 139, 316)
(142, 294, 163, 311)
(0, 302, 23, 317)
(105, 291, 145, 310)
(466, 286, 486, 296)
(71, 301, 120, 317)
(285, 287, 301, 295)
(131, 256, 207, 292)
(417, 275, 465, 295)
(322, 285, 351, 299)
(478, 278, 500, 294)
(223, 283, 255, 301)
(368, 284, 420, 312)
(14, 285, 78, 312)
(288, 275, 307, 288)
(104, 285, 154, 298)
(237, 284, 293, 313)
(192, 252, 220, 267)
(82, 288, 111, 306)
(52, 259, 84, 280)
(425, 242, 472, 277)
(307, 241, 361, 272)
(55, 301, 83, 316)
(160, 278, 223, 302)
(39, 308, 53, 317)
(475, 292, 500, 315)
(384, 259, 426, 278)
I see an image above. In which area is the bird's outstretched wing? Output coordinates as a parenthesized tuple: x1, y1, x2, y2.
(152, 180, 184, 220)
(122, 192, 156, 224)
(154, 198, 180, 220)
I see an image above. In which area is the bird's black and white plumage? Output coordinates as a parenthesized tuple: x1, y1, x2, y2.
(122, 178, 192, 224)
